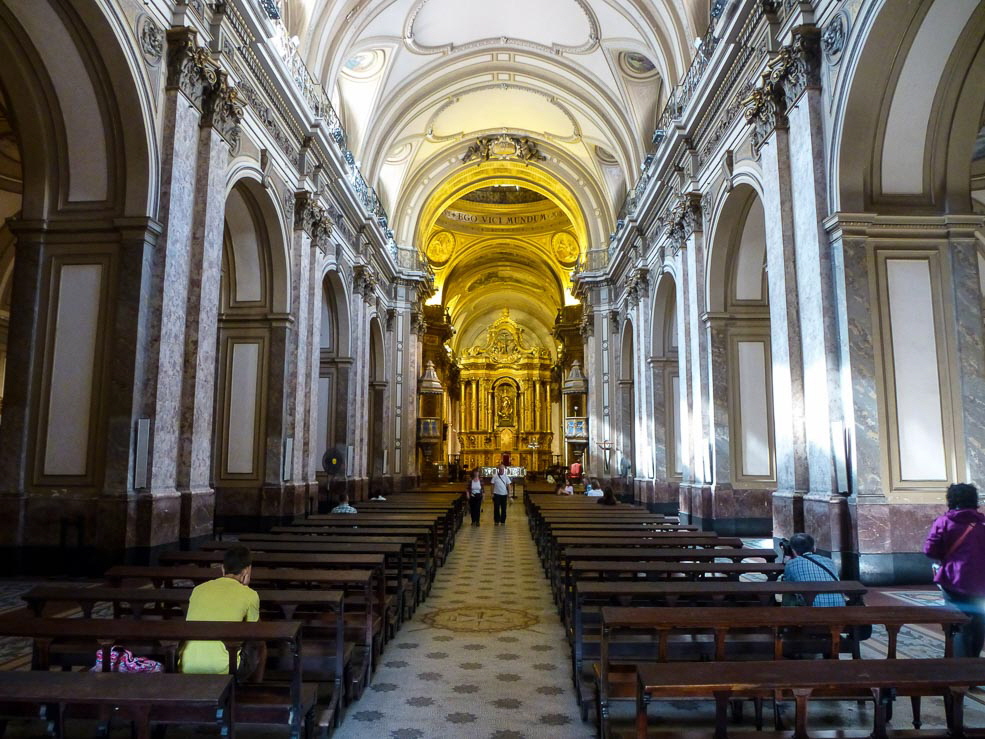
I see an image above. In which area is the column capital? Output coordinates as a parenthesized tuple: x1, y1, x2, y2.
(661, 191, 702, 253)
(294, 191, 333, 250)
(165, 27, 216, 112)
(202, 70, 244, 149)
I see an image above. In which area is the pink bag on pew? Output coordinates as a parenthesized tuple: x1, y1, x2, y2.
(91, 646, 163, 673)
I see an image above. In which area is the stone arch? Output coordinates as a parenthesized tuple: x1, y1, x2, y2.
(617, 318, 636, 483)
(366, 315, 388, 486)
(212, 178, 293, 524)
(831, 0, 985, 213)
(223, 170, 292, 314)
(649, 271, 681, 490)
(314, 268, 353, 494)
(0, 0, 156, 507)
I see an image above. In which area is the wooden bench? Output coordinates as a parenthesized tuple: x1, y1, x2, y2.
(598, 605, 968, 738)
(204, 537, 415, 625)
(269, 525, 438, 595)
(635, 658, 985, 739)
(570, 580, 867, 712)
(558, 547, 778, 613)
(0, 672, 233, 739)
(104, 565, 379, 699)
(0, 618, 313, 738)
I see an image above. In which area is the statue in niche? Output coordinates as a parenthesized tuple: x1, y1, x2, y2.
(497, 386, 515, 427)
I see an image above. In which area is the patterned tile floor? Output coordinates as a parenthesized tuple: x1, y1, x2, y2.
(333, 498, 594, 739)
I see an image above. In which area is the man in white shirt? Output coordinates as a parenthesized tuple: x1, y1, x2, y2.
(491, 464, 512, 525)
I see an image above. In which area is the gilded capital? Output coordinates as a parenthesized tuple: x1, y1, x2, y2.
(742, 74, 786, 151)
(202, 70, 244, 148)
(166, 28, 216, 111)
(775, 27, 822, 106)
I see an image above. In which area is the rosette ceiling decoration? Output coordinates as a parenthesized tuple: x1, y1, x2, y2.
(284, 0, 703, 355)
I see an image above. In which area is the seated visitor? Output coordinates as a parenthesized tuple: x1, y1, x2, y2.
(332, 492, 358, 513)
(781, 533, 845, 607)
(563, 478, 575, 495)
(585, 478, 603, 497)
(181, 545, 265, 681)
(554, 481, 566, 495)
(597, 487, 618, 506)
(924, 482, 985, 657)
(370, 489, 387, 501)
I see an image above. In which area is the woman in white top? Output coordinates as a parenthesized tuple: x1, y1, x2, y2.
(466, 468, 483, 525)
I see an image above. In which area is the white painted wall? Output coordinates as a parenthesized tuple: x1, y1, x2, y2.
(736, 340, 771, 477)
(226, 342, 260, 474)
(885, 258, 947, 480)
(43, 263, 101, 475)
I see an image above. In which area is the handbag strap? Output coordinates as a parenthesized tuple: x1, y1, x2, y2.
(944, 522, 977, 560)
(800, 553, 838, 582)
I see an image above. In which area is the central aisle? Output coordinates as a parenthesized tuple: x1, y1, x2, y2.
(334, 496, 593, 739)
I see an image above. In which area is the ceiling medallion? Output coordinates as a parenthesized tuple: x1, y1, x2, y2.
(462, 134, 547, 166)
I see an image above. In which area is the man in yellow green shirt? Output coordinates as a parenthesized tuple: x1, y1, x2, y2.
(180, 545, 265, 680)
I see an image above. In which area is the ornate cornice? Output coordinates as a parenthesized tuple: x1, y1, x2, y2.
(166, 28, 216, 111)
(578, 307, 594, 339)
(202, 70, 244, 149)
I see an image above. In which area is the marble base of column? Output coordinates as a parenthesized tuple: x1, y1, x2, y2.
(771, 489, 805, 542)
(179, 487, 215, 545)
(0, 491, 183, 575)
(848, 499, 940, 586)
(802, 492, 853, 574)
(214, 484, 299, 532)
(679, 483, 711, 529)
(704, 485, 773, 536)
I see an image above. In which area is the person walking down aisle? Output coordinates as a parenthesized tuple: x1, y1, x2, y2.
(492, 463, 512, 525)
(466, 468, 484, 525)
(924, 482, 985, 657)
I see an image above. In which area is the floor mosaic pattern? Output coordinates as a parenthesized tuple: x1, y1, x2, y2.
(332, 499, 594, 739)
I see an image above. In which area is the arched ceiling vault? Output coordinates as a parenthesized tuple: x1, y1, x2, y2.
(284, 0, 700, 365)
(285, 0, 699, 243)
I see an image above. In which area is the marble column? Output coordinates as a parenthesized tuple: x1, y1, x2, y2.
(175, 71, 240, 541)
(747, 81, 810, 539)
(779, 28, 850, 561)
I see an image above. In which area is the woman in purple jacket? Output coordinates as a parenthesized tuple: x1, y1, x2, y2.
(924, 483, 985, 657)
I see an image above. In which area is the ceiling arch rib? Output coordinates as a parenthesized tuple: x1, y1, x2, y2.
(288, 0, 697, 232)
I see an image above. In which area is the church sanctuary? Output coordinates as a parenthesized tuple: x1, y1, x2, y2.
(1, 0, 985, 736)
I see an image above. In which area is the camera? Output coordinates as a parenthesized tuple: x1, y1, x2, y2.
(778, 538, 794, 559)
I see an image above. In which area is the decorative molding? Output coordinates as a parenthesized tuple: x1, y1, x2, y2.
(425, 84, 582, 144)
(742, 26, 820, 150)
(461, 134, 547, 165)
(776, 27, 821, 105)
(821, 11, 849, 65)
(354, 263, 378, 301)
(403, 0, 600, 56)
(137, 15, 165, 65)
(237, 79, 300, 166)
(294, 191, 333, 252)
(166, 28, 216, 111)
(661, 192, 703, 252)
(202, 70, 244, 149)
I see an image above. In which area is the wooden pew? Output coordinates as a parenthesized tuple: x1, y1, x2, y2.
(0, 618, 313, 739)
(105, 565, 378, 699)
(204, 537, 415, 625)
(21, 585, 348, 729)
(598, 605, 968, 738)
(569, 580, 867, 711)
(271, 525, 439, 592)
(635, 658, 985, 739)
(0, 672, 233, 739)
(557, 547, 778, 612)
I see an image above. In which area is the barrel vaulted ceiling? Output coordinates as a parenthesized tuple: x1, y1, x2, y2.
(282, 0, 703, 359)
(284, 0, 704, 242)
